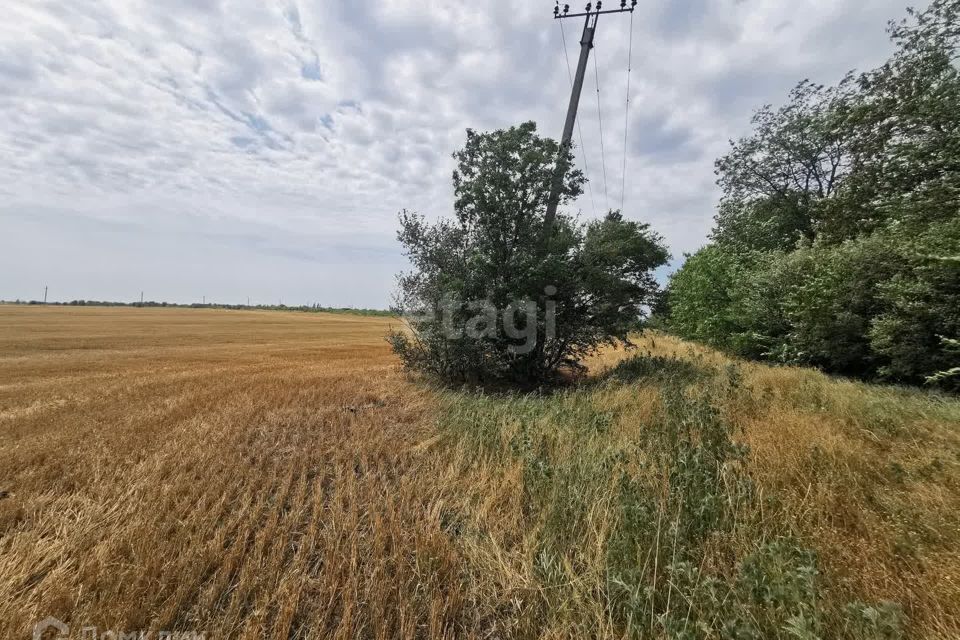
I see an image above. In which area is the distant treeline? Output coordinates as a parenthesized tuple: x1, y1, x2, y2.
(1, 299, 393, 317)
(659, 1, 959, 390)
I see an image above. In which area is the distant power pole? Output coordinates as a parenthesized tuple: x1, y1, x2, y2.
(44, 285, 48, 304)
(544, 0, 636, 236)
(203, 295, 205, 305)
(140, 291, 144, 304)
(247, 296, 250, 307)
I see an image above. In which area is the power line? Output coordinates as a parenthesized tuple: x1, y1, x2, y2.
(559, 19, 597, 217)
(620, 9, 635, 212)
(545, 0, 636, 234)
(593, 48, 609, 211)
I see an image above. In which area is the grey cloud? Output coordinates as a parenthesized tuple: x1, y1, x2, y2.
(656, 0, 713, 37)
(0, 0, 917, 305)
(632, 112, 702, 162)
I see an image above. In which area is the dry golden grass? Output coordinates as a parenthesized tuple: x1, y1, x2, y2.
(0, 306, 455, 639)
(592, 335, 960, 638)
(2, 306, 959, 639)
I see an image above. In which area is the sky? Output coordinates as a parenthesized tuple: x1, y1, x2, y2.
(0, 0, 916, 307)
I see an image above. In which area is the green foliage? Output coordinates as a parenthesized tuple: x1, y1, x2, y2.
(925, 337, 960, 386)
(664, 246, 795, 360)
(870, 219, 960, 388)
(776, 235, 899, 375)
(665, 1, 960, 388)
(604, 353, 712, 386)
(658, 541, 830, 640)
(824, 0, 960, 243)
(389, 122, 669, 387)
(660, 246, 745, 352)
(713, 78, 855, 251)
(842, 602, 905, 640)
(657, 386, 752, 545)
(712, 198, 814, 254)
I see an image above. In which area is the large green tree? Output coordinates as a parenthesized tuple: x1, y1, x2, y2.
(825, 0, 960, 242)
(389, 122, 669, 387)
(712, 78, 855, 251)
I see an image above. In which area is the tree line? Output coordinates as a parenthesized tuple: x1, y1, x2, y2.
(661, 0, 959, 390)
(2, 299, 393, 316)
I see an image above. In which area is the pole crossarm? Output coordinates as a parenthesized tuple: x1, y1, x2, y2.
(554, 1, 637, 20)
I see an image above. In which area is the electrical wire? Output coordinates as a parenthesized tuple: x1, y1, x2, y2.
(559, 20, 597, 217)
(593, 47, 610, 212)
(620, 9, 635, 213)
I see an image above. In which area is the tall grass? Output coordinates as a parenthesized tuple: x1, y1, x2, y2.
(429, 354, 932, 638)
(1, 308, 958, 638)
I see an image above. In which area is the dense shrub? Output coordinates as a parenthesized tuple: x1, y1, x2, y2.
(660, 245, 743, 352)
(871, 219, 960, 388)
(665, 0, 960, 388)
(388, 122, 669, 387)
(776, 236, 900, 375)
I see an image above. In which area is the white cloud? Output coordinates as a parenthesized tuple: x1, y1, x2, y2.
(0, 0, 911, 305)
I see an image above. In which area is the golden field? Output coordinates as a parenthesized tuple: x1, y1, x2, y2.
(1, 305, 959, 639)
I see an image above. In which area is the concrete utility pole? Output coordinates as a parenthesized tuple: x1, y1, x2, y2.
(544, 0, 636, 236)
(140, 291, 144, 304)
(43, 286, 48, 304)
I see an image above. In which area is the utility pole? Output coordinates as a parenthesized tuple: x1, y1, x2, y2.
(544, 0, 636, 236)
(43, 285, 48, 304)
(140, 291, 144, 305)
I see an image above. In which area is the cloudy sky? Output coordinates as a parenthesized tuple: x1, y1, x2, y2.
(0, 0, 915, 307)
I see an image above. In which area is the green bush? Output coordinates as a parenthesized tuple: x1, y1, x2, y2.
(870, 219, 960, 388)
(604, 353, 712, 386)
(776, 235, 900, 376)
(660, 246, 744, 352)
(663, 1, 960, 389)
(389, 122, 669, 387)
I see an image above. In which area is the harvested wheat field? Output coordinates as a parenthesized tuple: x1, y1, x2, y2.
(2, 305, 960, 639)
